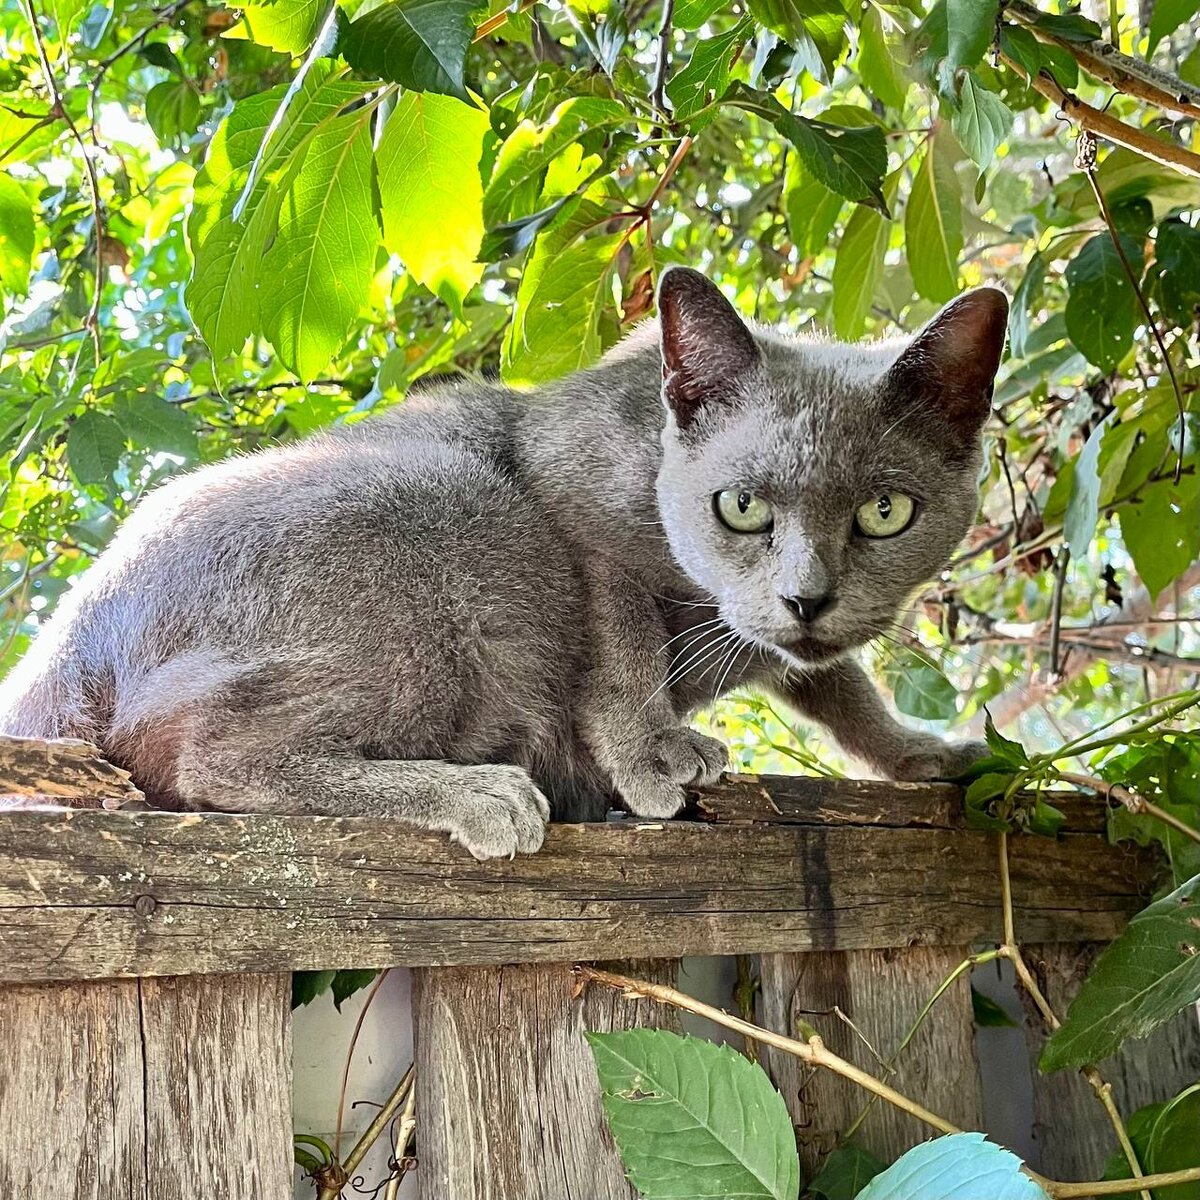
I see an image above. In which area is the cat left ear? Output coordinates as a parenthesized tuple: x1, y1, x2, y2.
(658, 266, 760, 431)
(886, 287, 1009, 437)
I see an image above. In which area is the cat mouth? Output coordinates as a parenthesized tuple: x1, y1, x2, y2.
(777, 634, 843, 664)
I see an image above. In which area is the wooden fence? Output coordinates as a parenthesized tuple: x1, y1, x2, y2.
(2, 743, 1199, 1198)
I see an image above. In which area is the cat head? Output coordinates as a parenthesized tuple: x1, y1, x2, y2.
(654, 266, 1007, 667)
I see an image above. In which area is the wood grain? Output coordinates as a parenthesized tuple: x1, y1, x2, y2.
(0, 973, 292, 1200)
(760, 947, 984, 1176)
(0, 733, 143, 807)
(1020, 942, 1200, 1179)
(414, 960, 678, 1200)
(0, 804, 1152, 983)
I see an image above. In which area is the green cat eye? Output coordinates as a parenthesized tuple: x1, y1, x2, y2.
(714, 488, 773, 533)
(855, 493, 915, 538)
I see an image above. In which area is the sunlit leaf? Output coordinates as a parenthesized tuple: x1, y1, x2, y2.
(905, 130, 962, 303)
(856, 1134, 1049, 1200)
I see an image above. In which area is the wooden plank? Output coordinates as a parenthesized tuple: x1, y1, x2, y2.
(0, 806, 1151, 982)
(0, 733, 143, 807)
(0, 973, 292, 1199)
(1020, 943, 1200, 1179)
(0, 979, 147, 1199)
(414, 960, 678, 1200)
(760, 947, 984, 1176)
(141, 973, 294, 1200)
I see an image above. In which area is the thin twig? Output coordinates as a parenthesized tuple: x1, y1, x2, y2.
(1048, 547, 1070, 679)
(473, 0, 539, 41)
(334, 970, 391, 1161)
(1056, 771, 1200, 845)
(650, 0, 675, 120)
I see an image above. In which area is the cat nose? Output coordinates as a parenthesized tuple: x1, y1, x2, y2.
(783, 594, 834, 623)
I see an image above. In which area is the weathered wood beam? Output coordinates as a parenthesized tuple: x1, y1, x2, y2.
(0, 733, 143, 807)
(0, 776, 1151, 983)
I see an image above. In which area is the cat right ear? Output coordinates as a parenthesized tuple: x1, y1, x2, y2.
(658, 267, 760, 431)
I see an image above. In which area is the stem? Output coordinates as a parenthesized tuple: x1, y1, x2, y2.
(1056, 771, 1200, 846)
(316, 1066, 415, 1200)
(333, 970, 390, 1160)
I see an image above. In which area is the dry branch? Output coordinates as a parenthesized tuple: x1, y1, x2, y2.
(0, 733, 143, 808)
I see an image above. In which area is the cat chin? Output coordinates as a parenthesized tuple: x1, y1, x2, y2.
(774, 635, 846, 668)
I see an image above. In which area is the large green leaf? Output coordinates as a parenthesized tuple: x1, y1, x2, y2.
(587, 1029, 801, 1200)
(904, 131, 962, 303)
(674, 0, 725, 29)
(483, 96, 626, 226)
(725, 84, 888, 211)
(667, 17, 752, 123)
(887, 653, 959, 721)
(1064, 233, 1141, 374)
(808, 1145, 885, 1200)
(1149, 219, 1200, 327)
(1062, 415, 1108, 560)
(1041, 872, 1200, 1071)
(67, 411, 127, 488)
(1118, 469, 1200, 599)
(261, 107, 379, 380)
(856, 1134, 1049, 1200)
(748, 0, 848, 74)
(783, 156, 843, 259)
(831, 202, 888, 339)
(376, 91, 490, 314)
(857, 6, 909, 110)
(236, 0, 324, 55)
(950, 71, 1013, 169)
(114, 394, 199, 459)
(0, 174, 35, 296)
(944, 0, 998, 76)
(1149, 0, 1200, 51)
(145, 79, 202, 147)
(502, 198, 622, 386)
(338, 0, 476, 101)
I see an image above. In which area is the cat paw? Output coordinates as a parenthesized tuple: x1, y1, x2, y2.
(445, 765, 551, 860)
(617, 728, 729, 818)
(891, 736, 990, 783)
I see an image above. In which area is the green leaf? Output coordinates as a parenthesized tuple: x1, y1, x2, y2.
(857, 6, 909, 110)
(1141, 1085, 1200, 1197)
(237, 0, 324, 55)
(145, 80, 202, 147)
(114, 394, 199, 459)
(331, 969, 380, 1010)
(483, 97, 626, 226)
(376, 91, 490, 314)
(67, 410, 127, 487)
(674, 0, 725, 29)
(338, 0, 477, 102)
(808, 1144, 885, 1200)
(1063, 414, 1108, 560)
(48, 0, 88, 40)
(1118, 469, 1200, 599)
(856, 1133, 1050, 1200)
(950, 71, 1013, 169)
(998, 25, 1077, 89)
(0, 174, 35, 296)
(725, 85, 888, 211)
(1064, 233, 1141, 374)
(1008, 250, 1044, 359)
(502, 198, 622, 386)
(831, 202, 888, 339)
(964, 772, 1018, 831)
(1149, 219, 1200, 327)
(1040, 872, 1200, 1072)
(748, 0, 848, 75)
(983, 712, 1029, 767)
(945, 0, 998, 76)
(783, 156, 842, 259)
(667, 17, 752, 123)
(1024, 10, 1101, 40)
(904, 132, 962, 303)
(261, 107, 379, 380)
(887, 653, 958, 721)
(587, 1029, 801, 1200)
(1147, 0, 1199, 49)
(291, 969, 337, 1008)
(972, 986, 1019, 1027)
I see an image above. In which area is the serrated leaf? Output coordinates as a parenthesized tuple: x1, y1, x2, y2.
(292, 969, 337, 1008)
(674, 0, 725, 29)
(377, 91, 490, 314)
(1118, 469, 1200, 599)
(588, 1029, 801, 1200)
(831, 202, 888, 339)
(950, 71, 1013, 169)
(502, 198, 621, 385)
(484, 96, 626, 226)
(67, 411, 127, 487)
(1062, 414, 1108, 559)
(667, 17, 752, 123)
(1064, 233, 1141, 374)
(858, 6, 909, 109)
(984, 712, 1028, 767)
(0, 173, 35, 296)
(945, 0, 998, 75)
(261, 107, 378, 380)
(113, 394, 199, 459)
(338, 0, 476, 102)
(725, 84, 888, 211)
(808, 1144, 885, 1200)
(237, 0, 324, 55)
(331, 968, 380, 1010)
(856, 1134, 1049, 1200)
(1041, 872, 1200, 1072)
(888, 654, 958, 721)
(905, 132, 962, 303)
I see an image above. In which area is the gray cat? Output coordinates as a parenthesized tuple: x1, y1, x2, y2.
(0, 269, 1007, 858)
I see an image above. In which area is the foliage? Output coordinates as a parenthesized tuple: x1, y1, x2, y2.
(853, 1134, 1049, 1200)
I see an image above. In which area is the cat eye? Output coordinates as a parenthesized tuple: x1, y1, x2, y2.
(854, 493, 916, 538)
(714, 488, 774, 533)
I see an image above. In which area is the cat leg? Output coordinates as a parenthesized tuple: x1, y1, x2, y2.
(176, 747, 550, 861)
(767, 658, 987, 781)
(578, 572, 728, 819)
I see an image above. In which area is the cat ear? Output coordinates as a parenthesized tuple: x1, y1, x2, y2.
(886, 287, 1009, 437)
(657, 266, 760, 431)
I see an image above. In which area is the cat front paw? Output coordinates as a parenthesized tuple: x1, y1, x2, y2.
(616, 728, 729, 818)
(891, 736, 990, 782)
(445, 765, 551, 860)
